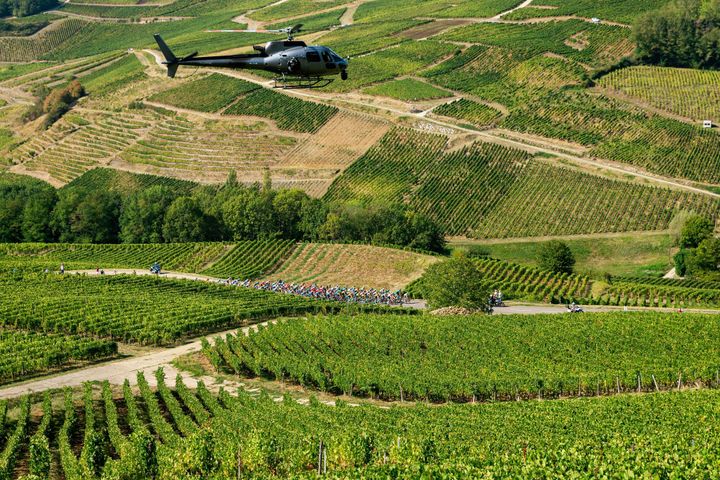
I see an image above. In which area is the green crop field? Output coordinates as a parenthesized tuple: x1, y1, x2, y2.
(205, 311, 720, 401)
(362, 78, 452, 101)
(201, 239, 296, 278)
(3, 1, 720, 477)
(598, 66, 720, 124)
(223, 87, 338, 133)
(148, 73, 260, 113)
(0, 274, 343, 345)
(0, 242, 227, 272)
(502, 0, 673, 23)
(325, 128, 720, 237)
(465, 257, 720, 308)
(0, 329, 116, 384)
(80, 54, 147, 97)
(432, 98, 503, 126)
(2, 376, 720, 478)
(458, 232, 674, 277)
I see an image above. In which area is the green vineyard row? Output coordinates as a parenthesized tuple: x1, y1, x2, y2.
(204, 311, 720, 402)
(3, 370, 720, 477)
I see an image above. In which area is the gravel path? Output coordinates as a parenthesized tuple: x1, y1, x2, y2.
(0, 323, 259, 400)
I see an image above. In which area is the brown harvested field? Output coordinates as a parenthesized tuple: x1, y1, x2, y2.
(283, 111, 389, 169)
(263, 243, 439, 290)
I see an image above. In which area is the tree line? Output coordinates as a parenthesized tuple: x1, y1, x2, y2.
(0, 172, 447, 253)
(0, 0, 58, 18)
(634, 0, 720, 70)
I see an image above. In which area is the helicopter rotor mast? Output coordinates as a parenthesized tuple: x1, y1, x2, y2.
(205, 23, 304, 41)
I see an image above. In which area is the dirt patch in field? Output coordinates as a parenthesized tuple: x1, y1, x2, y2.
(282, 111, 389, 195)
(564, 31, 589, 50)
(400, 19, 474, 40)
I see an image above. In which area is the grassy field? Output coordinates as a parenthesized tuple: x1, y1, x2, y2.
(453, 233, 675, 277)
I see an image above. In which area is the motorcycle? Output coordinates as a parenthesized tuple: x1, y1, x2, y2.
(150, 262, 161, 275)
(566, 304, 584, 313)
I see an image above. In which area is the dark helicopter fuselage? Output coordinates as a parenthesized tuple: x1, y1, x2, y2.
(154, 35, 349, 80)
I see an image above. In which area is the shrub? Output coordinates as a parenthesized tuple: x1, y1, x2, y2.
(680, 214, 714, 248)
(421, 255, 492, 311)
(537, 240, 575, 274)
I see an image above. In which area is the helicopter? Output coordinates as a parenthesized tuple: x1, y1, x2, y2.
(153, 24, 349, 88)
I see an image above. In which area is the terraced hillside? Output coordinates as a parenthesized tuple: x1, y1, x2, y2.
(325, 128, 720, 238)
(1, 0, 720, 240)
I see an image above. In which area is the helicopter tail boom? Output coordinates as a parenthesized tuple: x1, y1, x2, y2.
(154, 34, 179, 77)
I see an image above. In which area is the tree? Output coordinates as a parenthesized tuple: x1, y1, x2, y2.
(674, 249, 689, 277)
(221, 190, 277, 240)
(537, 241, 575, 274)
(686, 237, 720, 276)
(272, 189, 309, 239)
(421, 255, 492, 311)
(680, 214, 714, 248)
(50, 190, 120, 243)
(634, 0, 720, 69)
(119, 186, 176, 243)
(162, 196, 209, 242)
(0, 196, 24, 242)
(22, 188, 57, 242)
(297, 197, 328, 241)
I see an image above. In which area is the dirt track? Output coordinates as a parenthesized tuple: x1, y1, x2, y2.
(0, 323, 255, 400)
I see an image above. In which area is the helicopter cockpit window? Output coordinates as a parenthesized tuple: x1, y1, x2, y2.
(327, 49, 345, 62)
(322, 51, 331, 62)
(306, 51, 321, 62)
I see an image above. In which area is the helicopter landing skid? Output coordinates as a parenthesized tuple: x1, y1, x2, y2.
(273, 75, 333, 89)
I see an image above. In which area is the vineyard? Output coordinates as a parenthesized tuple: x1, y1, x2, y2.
(468, 257, 720, 308)
(223, 88, 338, 133)
(325, 128, 720, 237)
(119, 109, 301, 183)
(0, 274, 343, 346)
(0, 18, 88, 62)
(0, 242, 228, 272)
(201, 239, 295, 278)
(205, 311, 720, 401)
(362, 78, 452, 101)
(0, 329, 116, 384)
(502, 0, 672, 23)
(80, 53, 147, 97)
(439, 20, 634, 67)
(598, 65, 720, 124)
(148, 74, 260, 113)
(3, 376, 720, 477)
(432, 98, 503, 127)
(265, 243, 438, 290)
(323, 40, 457, 93)
(12, 109, 159, 185)
(62, 168, 198, 197)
